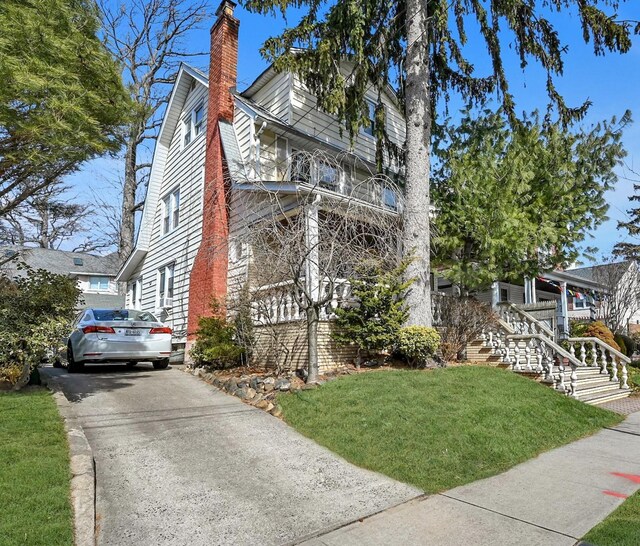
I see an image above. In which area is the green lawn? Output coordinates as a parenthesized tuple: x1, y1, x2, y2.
(279, 366, 622, 493)
(0, 388, 73, 546)
(582, 490, 640, 546)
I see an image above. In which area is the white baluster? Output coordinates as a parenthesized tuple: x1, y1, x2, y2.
(536, 343, 543, 373)
(330, 285, 339, 318)
(622, 362, 629, 389)
(525, 340, 532, 371)
(513, 342, 521, 371)
(569, 343, 576, 360)
(570, 363, 578, 397)
(592, 341, 598, 367)
(600, 347, 608, 376)
(579, 342, 586, 366)
(558, 357, 566, 392)
(610, 354, 618, 382)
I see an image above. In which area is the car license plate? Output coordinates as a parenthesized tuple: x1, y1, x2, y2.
(125, 329, 141, 336)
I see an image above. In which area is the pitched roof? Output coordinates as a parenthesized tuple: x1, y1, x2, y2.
(566, 261, 632, 282)
(1, 245, 120, 277)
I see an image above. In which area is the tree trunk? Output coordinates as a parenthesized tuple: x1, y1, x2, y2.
(119, 135, 138, 264)
(402, 0, 432, 327)
(306, 305, 320, 383)
(38, 202, 50, 249)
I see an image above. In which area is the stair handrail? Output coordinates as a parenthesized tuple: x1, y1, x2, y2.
(506, 334, 582, 367)
(566, 336, 631, 364)
(496, 302, 555, 339)
(567, 336, 629, 390)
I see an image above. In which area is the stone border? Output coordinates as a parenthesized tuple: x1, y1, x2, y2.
(43, 377, 96, 546)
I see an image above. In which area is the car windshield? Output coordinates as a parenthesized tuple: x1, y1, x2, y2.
(92, 309, 158, 322)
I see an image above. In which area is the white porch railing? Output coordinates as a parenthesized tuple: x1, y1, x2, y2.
(566, 336, 630, 389)
(251, 280, 445, 326)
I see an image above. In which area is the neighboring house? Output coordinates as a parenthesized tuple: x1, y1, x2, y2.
(439, 261, 640, 336)
(116, 0, 405, 367)
(2, 245, 124, 310)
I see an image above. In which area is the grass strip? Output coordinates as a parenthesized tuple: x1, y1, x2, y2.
(0, 388, 73, 546)
(582, 489, 640, 546)
(279, 366, 622, 493)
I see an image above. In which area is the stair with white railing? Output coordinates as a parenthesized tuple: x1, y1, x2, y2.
(479, 303, 632, 405)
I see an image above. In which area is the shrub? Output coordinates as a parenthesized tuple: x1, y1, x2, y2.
(578, 321, 620, 352)
(435, 295, 497, 362)
(190, 314, 244, 369)
(618, 334, 636, 356)
(614, 335, 627, 357)
(395, 326, 440, 368)
(570, 320, 590, 337)
(0, 267, 80, 389)
(333, 260, 411, 363)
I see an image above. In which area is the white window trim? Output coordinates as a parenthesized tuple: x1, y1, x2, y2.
(182, 101, 205, 150)
(88, 276, 110, 292)
(161, 187, 180, 235)
(157, 264, 175, 309)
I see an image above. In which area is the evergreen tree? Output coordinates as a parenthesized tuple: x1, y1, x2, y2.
(0, 0, 130, 217)
(243, 0, 637, 326)
(432, 107, 629, 291)
(614, 184, 640, 260)
(333, 260, 411, 363)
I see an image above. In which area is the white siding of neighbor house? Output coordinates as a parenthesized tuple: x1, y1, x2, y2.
(76, 276, 118, 295)
(131, 82, 207, 341)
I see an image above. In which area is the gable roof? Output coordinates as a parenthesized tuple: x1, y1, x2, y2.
(567, 261, 633, 283)
(1, 245, 120, 277)
(117, 63, 209, 281)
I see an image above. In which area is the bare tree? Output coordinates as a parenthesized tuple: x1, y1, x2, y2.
(223, 150, 403, 382)
(0, 184, 109, 251)
(590, 260, 640, 334)
(98, 0, 209, 263)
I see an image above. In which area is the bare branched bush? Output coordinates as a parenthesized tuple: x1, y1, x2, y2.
(434, 294, 497, 362)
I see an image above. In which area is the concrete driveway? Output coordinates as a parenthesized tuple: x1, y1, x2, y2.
(42, 365, 419, 546)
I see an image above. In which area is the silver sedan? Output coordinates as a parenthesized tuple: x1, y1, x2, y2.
(60, 308, 172, 372)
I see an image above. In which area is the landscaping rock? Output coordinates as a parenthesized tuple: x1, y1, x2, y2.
(255, 400, 270, 410)
(263, 377, 275, 385)
(265, 402, 275, 413)
(224, 379, 237, 392)
(263, 383, 275, 393)
(251, 394, 264, 405)
(270, 406, 283, 418)
(275, 379, 291, 391)
(244, 387, 257, 400)
(249, 377, 259, 391)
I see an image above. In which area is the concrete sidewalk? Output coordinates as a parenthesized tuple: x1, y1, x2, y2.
(300, 411, 640, 546)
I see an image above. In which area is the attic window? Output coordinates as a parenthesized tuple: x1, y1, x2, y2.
(74, 257, 84, 266)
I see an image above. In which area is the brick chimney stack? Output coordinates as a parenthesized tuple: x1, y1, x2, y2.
(186, 0, 239, 345)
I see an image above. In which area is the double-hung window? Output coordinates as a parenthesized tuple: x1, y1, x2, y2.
(158, 264, 174, 308)
(89, 276, 110, 291)
(130, 277, 143, 309)
(183, 102, 204, 148)
(162, 188, 180, 234)
(383, 187, 398, 210)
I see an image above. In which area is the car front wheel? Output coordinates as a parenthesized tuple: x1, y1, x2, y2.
(153, 358, 169, 370)
(67, 345, 84, 373)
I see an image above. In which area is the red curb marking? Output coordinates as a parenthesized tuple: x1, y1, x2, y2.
(611, 472, 640, 484)
(603, 490, 628, 499)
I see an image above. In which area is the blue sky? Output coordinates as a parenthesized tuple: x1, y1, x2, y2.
(70, 2, 640, 261)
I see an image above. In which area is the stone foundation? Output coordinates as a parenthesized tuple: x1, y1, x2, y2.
(252, 321, 359, 372)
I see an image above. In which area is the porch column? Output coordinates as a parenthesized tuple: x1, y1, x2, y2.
(524, 277, 537, 304)
(559, 281, 569, 339)
(305, 196, 321, 303)
(491, 281, 500, 309)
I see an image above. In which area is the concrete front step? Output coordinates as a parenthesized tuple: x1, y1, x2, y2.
(580, 388, 633, 405)
(570, 382, 626, 398)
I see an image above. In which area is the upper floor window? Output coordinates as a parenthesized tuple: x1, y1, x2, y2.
(183, 102, 205, 148)
(363, 100, 376, 136)
(89, 276, 110, 291)
(130, 277, 143, 310)
(316, 161, 339, 190)
(162, 188, 180, 234)
(500, 287, 509, 302)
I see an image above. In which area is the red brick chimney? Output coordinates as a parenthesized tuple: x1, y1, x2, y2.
(186, 0, 239, 345)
